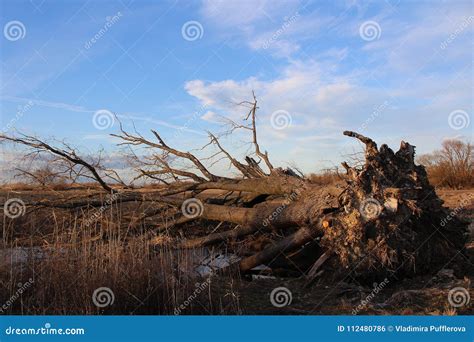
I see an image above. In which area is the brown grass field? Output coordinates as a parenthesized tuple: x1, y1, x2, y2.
(1, 185, 472, 315)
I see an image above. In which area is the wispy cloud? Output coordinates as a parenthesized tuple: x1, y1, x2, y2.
(1, 95, 93, 113)
(199, 0, 329, 57)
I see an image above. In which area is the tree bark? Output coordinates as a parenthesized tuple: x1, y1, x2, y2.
(239, 226, 320, 271)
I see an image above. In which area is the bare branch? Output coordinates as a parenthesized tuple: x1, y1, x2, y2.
(246, 92, 274, 172)
(111, 122, 225, 182)
(0, 133, 114, 192)
(207, 132, 263, 178)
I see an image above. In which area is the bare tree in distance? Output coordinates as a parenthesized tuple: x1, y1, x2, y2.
(418, 139, 473, 189)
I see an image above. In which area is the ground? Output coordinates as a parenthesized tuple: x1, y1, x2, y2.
(0, 187, 472, 315)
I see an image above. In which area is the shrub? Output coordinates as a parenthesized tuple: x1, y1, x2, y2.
(418, 139, 473, 189)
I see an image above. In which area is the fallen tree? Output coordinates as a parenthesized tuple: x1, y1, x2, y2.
(1, 95, 469, 282)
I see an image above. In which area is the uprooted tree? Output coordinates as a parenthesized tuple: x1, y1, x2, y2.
(0, 95, 469, 283)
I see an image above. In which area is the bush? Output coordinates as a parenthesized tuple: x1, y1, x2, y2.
(418, 139, 473, 189)
(307, 169, 341, 185)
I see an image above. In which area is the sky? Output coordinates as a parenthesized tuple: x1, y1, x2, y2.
(0, 0, 473, 179)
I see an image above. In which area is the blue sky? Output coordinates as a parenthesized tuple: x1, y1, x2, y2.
(0, 0, 472, 177)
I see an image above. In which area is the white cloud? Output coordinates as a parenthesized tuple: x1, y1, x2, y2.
(200, 110, 220, 123)
(199, 0, 333, 57)
(183, 59, 387, 173)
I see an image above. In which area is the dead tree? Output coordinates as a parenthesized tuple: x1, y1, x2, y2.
(0, 96, 469, 282)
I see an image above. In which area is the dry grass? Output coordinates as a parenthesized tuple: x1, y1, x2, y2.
(1, 238, 241, 315)
(0, 197, 241, 315)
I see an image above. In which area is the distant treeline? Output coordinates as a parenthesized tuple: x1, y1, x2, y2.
(418, 139, 473, 189)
